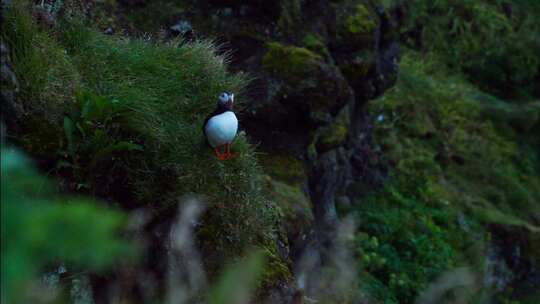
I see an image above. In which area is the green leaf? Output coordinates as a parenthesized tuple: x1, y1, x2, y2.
(76, 122, 86, 138)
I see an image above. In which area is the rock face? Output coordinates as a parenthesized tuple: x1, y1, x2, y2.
(142, 0, 400, 267)
(307, 107, 388, 259)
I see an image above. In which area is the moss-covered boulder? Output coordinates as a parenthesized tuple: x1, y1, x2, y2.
(262, 42, 323, 84)
(260, 41, 353, 129)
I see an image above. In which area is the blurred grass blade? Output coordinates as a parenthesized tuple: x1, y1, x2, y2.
(209, 250, 266, 304)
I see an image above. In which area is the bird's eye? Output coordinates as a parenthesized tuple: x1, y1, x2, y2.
(219, 93, 229, 103)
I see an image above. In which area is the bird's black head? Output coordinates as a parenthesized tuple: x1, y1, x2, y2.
(218, 91, 234, 111)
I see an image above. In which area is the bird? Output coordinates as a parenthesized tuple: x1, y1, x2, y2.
(203, 92, 238, 161)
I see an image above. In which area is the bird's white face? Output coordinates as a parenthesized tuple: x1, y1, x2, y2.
(218, 92, 234, 109)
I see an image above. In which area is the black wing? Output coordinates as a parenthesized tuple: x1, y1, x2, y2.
(202, 107, 226, 136)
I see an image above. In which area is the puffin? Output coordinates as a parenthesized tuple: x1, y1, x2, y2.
(203, 92, 238, 160)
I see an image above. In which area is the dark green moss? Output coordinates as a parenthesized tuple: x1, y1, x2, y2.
(265, 176, 312, 224)
(343, 4, 376, 34)
(259, 153, 306, 185)
(262, 42, 322, 82)
(339, 52, 375, 83)
(302, 33, 330, 58)
(315, 107, 350, 153)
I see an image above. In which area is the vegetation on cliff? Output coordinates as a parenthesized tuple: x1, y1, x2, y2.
(349, 1, 540, 302)
(2, 0, 539, 303)
(353, 52, 540, 303)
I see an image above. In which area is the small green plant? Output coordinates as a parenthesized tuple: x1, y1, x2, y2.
(60, 90, 142, 188)
(353, 178, 458, 303)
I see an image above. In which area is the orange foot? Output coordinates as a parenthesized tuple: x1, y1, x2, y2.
(224, 144, 237, 160)
(214, 144, 237, 161)
(214, 146, 227, 161)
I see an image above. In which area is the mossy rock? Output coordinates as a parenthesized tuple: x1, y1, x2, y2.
(260, 152, 306, 185)
(336, 2, 376, 46)
(258, 246, 294, 289)
(264, 175, 313, 241)
(316, 124, 348, 153)
(343, 3, 375, 34)
(262, 42, 322, 83)
(302, 33, 330, 59)
(508, 103, 540, 132)
(259, 152, 311, 236)
(315, 107, 350, 153)
(262, 41, 353, 116)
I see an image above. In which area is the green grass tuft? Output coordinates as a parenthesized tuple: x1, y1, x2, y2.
(1, 1, 80, 121)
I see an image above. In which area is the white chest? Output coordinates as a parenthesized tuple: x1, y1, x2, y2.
(205, 111, 238, 147)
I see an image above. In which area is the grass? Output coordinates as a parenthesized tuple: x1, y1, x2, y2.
(1, 2, 79, 121)
(2, 0, 289, 288)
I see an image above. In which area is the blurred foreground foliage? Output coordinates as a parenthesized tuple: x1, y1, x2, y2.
(1, 147, 135, 303)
